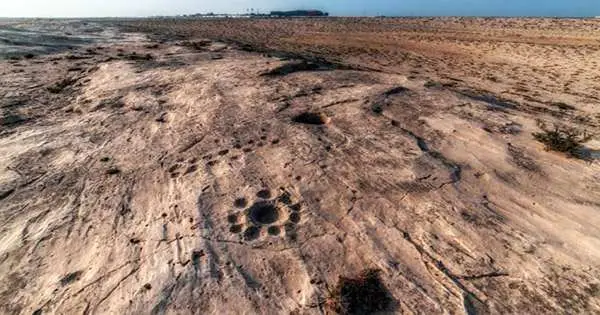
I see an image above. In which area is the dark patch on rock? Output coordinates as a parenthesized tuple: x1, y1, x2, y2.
(550, 102, 576, 111)
(60, 271, 83, 286)
(0, 188, 15, 201)
(1, 113, 28, 127)
(261, 60, 325, 76)
(106, 167, 121, 175)
(256, 189, 272, 199)
(457, 89, 518, 111)
(327, 269, 396, 314)
(292, 112, 329, 125)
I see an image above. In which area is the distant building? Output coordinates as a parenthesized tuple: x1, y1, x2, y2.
(270, 10, 328, 17)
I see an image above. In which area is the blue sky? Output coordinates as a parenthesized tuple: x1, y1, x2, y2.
(2, 0, 599, 17)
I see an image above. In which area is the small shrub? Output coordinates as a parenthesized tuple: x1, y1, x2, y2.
(371, 103, 383, 114)
(533, 121, 592, 157)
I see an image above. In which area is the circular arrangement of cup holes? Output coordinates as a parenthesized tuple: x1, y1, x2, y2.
(228, 188, 303, 242)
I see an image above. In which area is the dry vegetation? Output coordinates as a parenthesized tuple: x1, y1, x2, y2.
(533, 121, 594, 158)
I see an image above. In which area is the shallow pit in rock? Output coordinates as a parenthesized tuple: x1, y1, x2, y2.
(292, 112, 329, 125)
(248, 201, 280, 225)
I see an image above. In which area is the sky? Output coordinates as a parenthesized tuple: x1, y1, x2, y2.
(1, 0, 599, 18)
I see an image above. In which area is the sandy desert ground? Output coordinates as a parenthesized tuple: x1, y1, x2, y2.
(1, 18, 600, 314)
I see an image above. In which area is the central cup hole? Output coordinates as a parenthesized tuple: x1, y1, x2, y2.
(248, 201, 280, 225)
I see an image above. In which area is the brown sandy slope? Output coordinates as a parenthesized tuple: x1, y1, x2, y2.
(1, 18, 600, 314)
(129, 17, 600, 114)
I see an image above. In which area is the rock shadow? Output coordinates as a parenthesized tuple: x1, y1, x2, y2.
(327, 269, 397, 315)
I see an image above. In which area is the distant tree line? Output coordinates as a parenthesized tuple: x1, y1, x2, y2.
(176, 9, 329, 18)
(269, 10, 329, 17)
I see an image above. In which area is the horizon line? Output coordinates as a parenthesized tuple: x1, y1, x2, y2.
(1, 14, 597, 19)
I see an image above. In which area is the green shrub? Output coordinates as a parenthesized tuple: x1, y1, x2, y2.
(533, 122, 592, 157)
